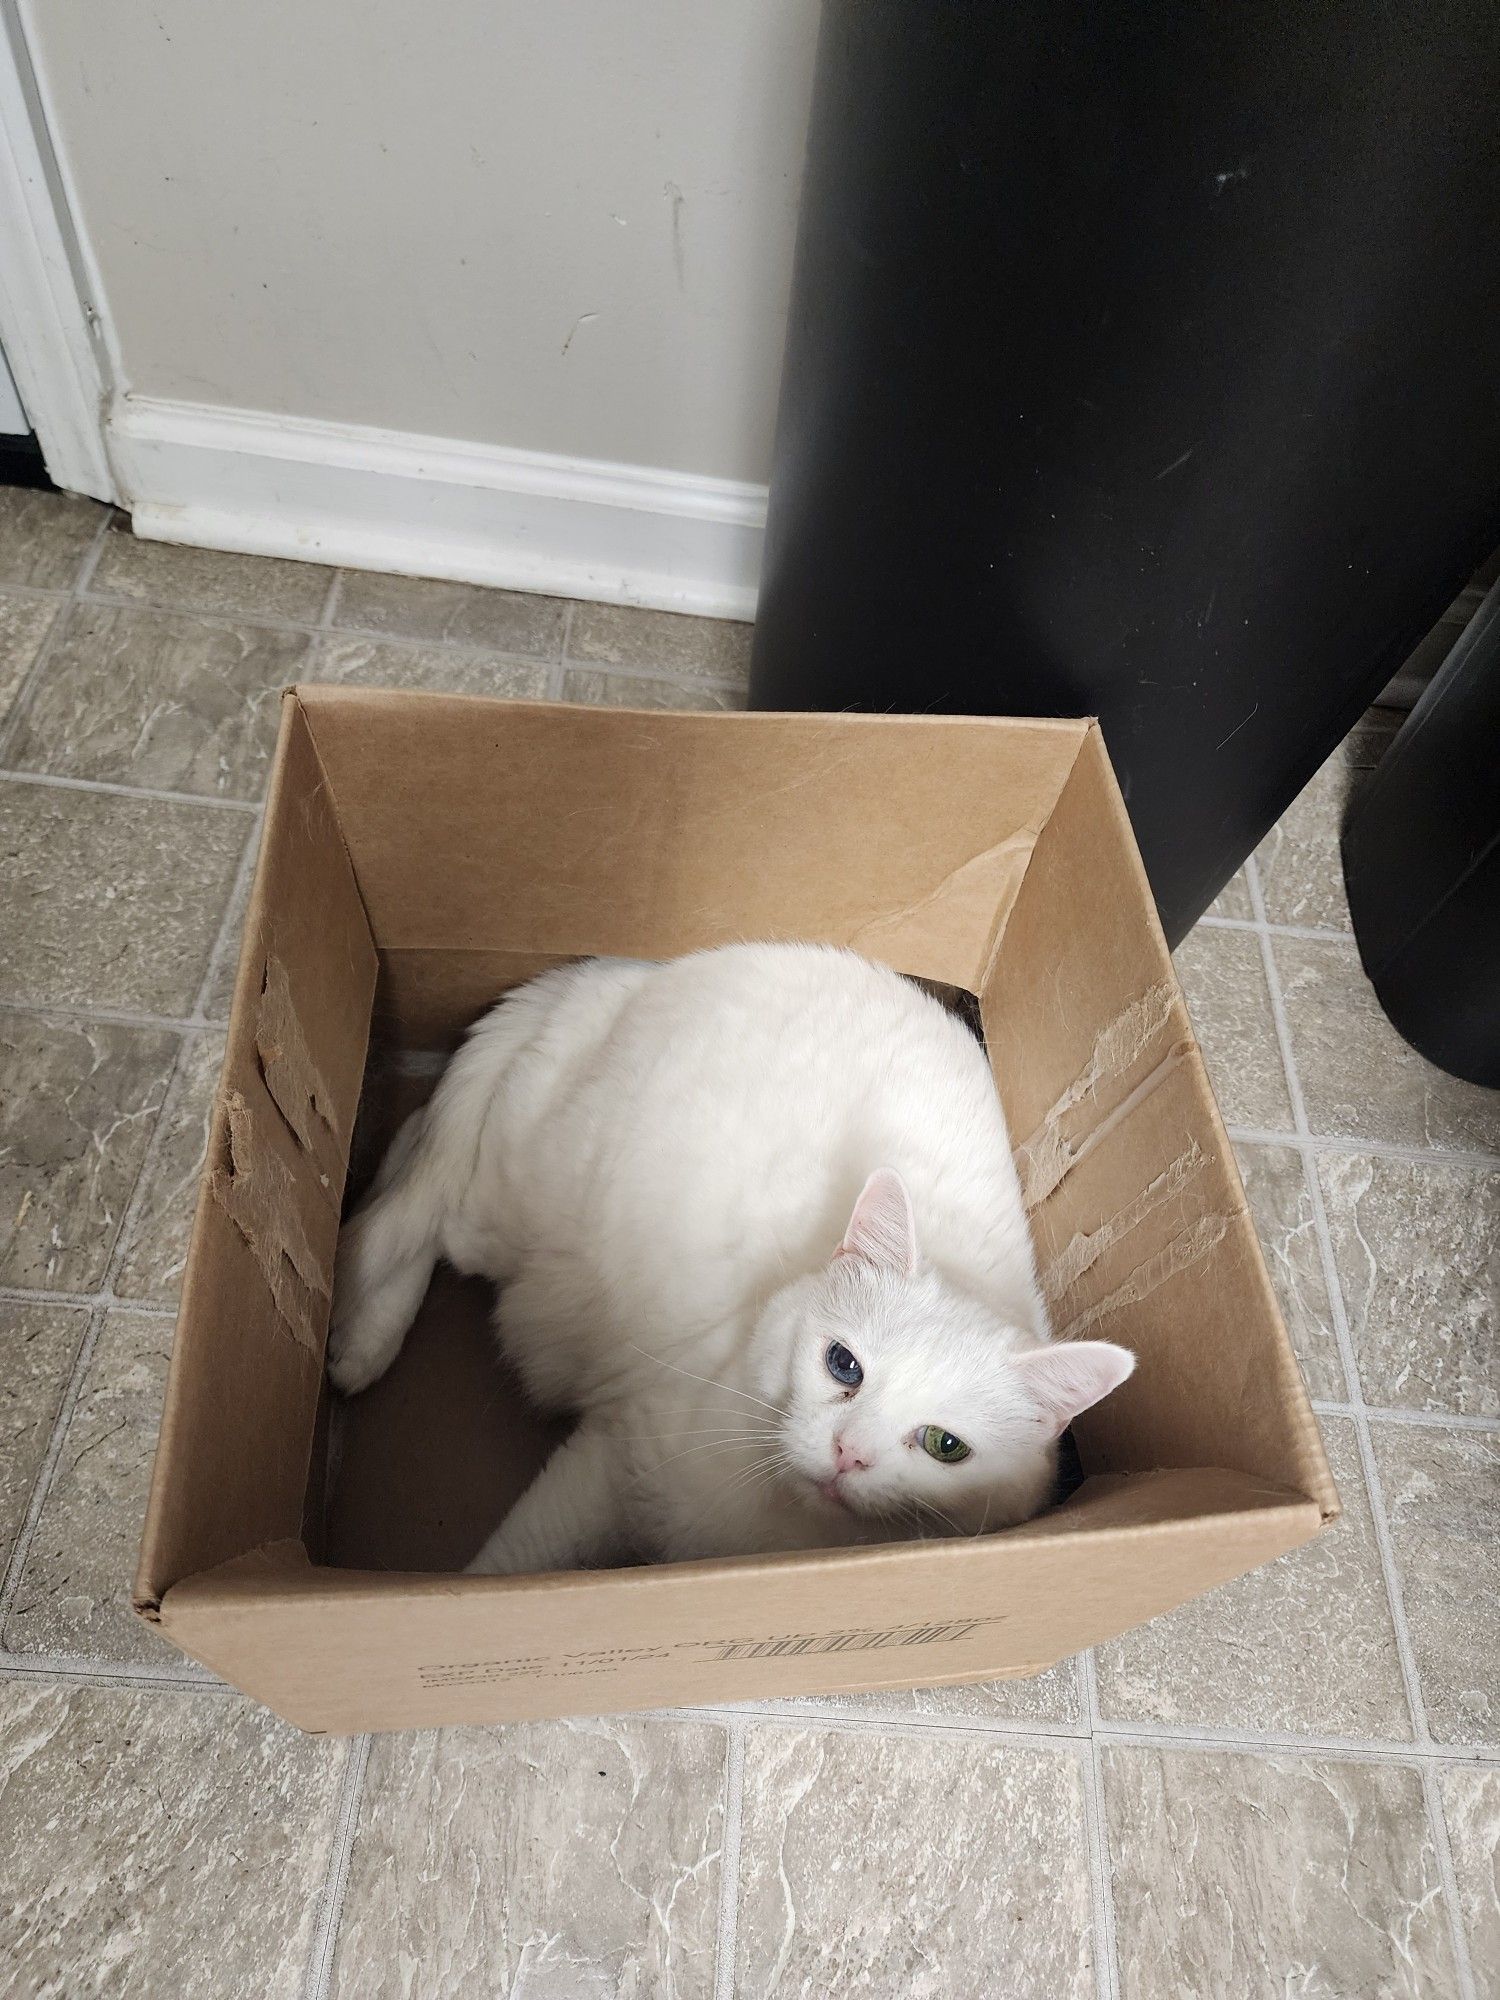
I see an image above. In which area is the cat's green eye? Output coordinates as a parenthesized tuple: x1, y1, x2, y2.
(920, 1426, 971, 1464)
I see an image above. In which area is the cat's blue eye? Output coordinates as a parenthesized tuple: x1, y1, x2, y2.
(825, 1341, 863, 1387)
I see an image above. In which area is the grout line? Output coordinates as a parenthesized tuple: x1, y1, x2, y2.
(0, 1665, 1489, 1771)
(75, 580, 571, 669)
(303, 1732, 371, 2000)
(0, 579, 70, 604)
(317, 570, 344, 631)
(549, 602, 574, 700)
(1246, 847, 1477, 1987)
(0, 1283, 176, 1316)
(1313, 1400, 1500, 1435)
(665, 1701, 1090, 1753)
(0, 996, 203, 1035)
(1227, 1125, 1500, 1172)
(0, 766, 260, 812)
(557, 655, 750, 699)
(1077, 1714, 1500, 1768)
(679, 1699, 1500, 1768)
(1079, 1651, 1121, 2000)
(1422, 1760, 1481, 2000)
(1198, 912, 1351, 945)
(0, 1007, 199, 1629)
(188, 807, 264, 1025)
(0, 508, 115, 766)
(0, 1305, 106, 1622)
(712, 1723, 745, 2000)
(0, 1648, 221, 1690)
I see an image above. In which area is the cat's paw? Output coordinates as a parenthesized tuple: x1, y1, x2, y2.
(324, 1308, 398, 1397)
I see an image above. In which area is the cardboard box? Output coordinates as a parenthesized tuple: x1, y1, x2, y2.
(134, 687, 1337, 1733)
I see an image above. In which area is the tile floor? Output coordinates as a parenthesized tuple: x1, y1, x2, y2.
(0, 491, 1497, 1999)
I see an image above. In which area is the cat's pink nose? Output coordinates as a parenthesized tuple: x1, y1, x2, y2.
(833, 1435, 872, 1475)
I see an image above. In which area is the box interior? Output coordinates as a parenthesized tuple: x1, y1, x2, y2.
(135, 687, 1336, 1723)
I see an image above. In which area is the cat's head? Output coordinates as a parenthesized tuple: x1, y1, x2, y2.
(757, 1168, 1134, 1536)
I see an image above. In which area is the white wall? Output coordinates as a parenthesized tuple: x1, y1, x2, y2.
(18, 0, 821, 610)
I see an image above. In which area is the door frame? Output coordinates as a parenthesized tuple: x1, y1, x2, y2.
(0, 1, 115, 498)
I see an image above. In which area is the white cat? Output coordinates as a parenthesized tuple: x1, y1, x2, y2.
(328, 944, 1133, 1573)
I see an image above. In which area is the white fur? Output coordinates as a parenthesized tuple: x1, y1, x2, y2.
(329, 945, 1134, 1572)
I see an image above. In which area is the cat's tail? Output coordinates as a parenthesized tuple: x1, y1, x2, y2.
(326, 1103, 450, 1394)
(328, 1004, 520, 1393)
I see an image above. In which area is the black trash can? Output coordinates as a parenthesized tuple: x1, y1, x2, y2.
(750, 0, 1500, 943)
(1344, 579, 1500, 1087)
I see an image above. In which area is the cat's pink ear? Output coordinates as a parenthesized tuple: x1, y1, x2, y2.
(835, 1168, 918, 1277)
(1013, 1341, 1135, 1438)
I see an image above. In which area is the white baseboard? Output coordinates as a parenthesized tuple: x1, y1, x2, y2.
(107, 395, 768, 620)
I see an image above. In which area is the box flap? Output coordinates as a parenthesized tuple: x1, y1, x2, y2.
(157, 1467, 1321, 1731)
(293, 689, 1089, 1041)
(135, 696, 378, 1610)
(984, 726, 1337, 1519)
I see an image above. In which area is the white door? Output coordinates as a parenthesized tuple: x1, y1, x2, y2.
(0, 339, 28, 436)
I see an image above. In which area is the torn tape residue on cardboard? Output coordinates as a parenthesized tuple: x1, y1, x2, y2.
(210, 1092, 331, 1356)
(1041, 1141, 1208, 1305)
(1055, 1211, 1231, 1341)
(255, 955, 344, 1201)
(1017, 979, 1180, 1208)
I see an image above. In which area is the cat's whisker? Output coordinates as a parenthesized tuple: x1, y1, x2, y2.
(626, 1344, 785, 1418)
(651, 1437, 777, 1470)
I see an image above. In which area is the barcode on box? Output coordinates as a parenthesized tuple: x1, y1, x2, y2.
(701, 1616, 996, 1661)
(416, 1613, 1002, 1687)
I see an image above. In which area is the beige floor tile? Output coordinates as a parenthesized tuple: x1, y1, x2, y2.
(1256, 756, 1352, 931)
(0, 1681, 346, 2000)
(1372, 1423, 1500, 1745)
(4, 1309, 176, 1661)
(92, 527, 333, 622)
(115, 1032, 226, 1304)
(1175, 925, 1295, 1130)
(1439, 1765, 1500, 2000)
(568, 600, 753, 681)
(0, 1300, 88, 1570)
(734, 1725, 1093, 1998)
(1094, 1419, 1411, 1738)
(1255, 720, 1397, 932)
(314, 634, 549, 701)
(0, 489, 106, 588)
(799, 1655, 1080, 1725)
(8, 601, 312, 798)
(562, 666, 747, 711)
(333, 569, 568, 655)
(0, 591, 59, 723)
(200, 822, 260, 1022)
(331, 1716, 725, 2000)
(1276, 936, 1500, 1153)
(1103, 1744, 1457, 1999)
(0, 1013, 178, 1290)
(1207, 867, 1254, 919)
(1320, 1153, 1499, 1417)
(1235, 1141, 1345, 1399)
(0, 781, 245, 1012)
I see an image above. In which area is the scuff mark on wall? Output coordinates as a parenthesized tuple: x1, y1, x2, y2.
(664, 179, 686, 288)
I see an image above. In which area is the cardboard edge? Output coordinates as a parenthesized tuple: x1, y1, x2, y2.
(292, 681, 1099, 740)
(158, 1484, 1325, 1620)
(1062, 724, 1341, 1529)
(133, 690, 379, 1622)
(133, 695, 305, 1621)
(1088, 728, 1344, 1520)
